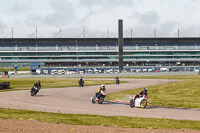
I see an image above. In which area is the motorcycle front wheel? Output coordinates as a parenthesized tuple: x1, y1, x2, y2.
(31, 92, 35, 96)
(140, 99, 147, 108)
(31, 90, 37, 96)
(98, 96, 104, 104)
(92, 97, 96, 104)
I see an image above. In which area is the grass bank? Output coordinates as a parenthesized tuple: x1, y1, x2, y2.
(0, 67, 30, 71)
(0, 77, 118, 92)
(0, 108, 199, 130)
(106, 75, 200, 109)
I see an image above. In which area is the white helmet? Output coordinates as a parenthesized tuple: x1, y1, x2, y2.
(101, 84, 105, 91)
(101, 84, 105, 88)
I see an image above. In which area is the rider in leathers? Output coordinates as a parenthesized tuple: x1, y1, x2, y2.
(133, 88, 148, 103)
(31, 80, 41, 93)
(78, 77, 84, 87)
(96, 84, 106, 100)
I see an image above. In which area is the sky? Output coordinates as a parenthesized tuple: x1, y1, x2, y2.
(0, 0, 200, 38)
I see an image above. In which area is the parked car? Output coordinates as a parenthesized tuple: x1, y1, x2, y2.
(130, 69, 136, 72)
(42, 70, 48, 74)
(142, 69, 148, 72)
(136, 69, 141, 72)
(58, 70, 65, 74)
(66, 70, 76, 74)
(51, 70, 57, 74)
(148, 69, 153, 72)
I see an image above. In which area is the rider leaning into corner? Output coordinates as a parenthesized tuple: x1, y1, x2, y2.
(31, 80, 41, 92)
(78, 76, 84, 87)
(133, 88, 148, 103)
(96, 84, 106, 100)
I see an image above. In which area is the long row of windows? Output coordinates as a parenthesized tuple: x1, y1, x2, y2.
(0, 51, 200, 61)
(1, 51, 200, 56)
(0, 52, 118, 56)
(0, 56, 199, 60)
(125, 51, 200, 55)
(0, 57, 110, 60)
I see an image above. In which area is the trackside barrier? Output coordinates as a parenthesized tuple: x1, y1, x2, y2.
(0, 82, 10, 89)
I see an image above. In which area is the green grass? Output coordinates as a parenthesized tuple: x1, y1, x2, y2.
(0, 108, 199, 130)
(106, 75, 200, 109)
(0, 77, 118, 91)
(0, 67, 30, 71)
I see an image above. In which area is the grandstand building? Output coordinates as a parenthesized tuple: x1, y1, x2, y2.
(0, 37, 200, 69)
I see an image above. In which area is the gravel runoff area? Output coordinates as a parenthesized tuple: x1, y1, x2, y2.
(0, 78, 200, 132)
(0, 119, 199, 133)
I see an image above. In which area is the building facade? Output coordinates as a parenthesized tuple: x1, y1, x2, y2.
(0, 37, 200, 68)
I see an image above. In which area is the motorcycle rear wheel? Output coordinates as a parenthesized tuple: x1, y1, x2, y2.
(130, 99, 135, 108)
(92, 97, 96, 104)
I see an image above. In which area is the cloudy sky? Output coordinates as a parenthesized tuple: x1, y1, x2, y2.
(0, 0, 200, 38)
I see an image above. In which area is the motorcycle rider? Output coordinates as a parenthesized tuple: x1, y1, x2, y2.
(78, 76, 84, 87)
(115, 76, 119, 85)
(31, 80, 41, 93)
(139, 88, 148, 97)
(96, 84, 106, 100)
(133, 88, 148, 104)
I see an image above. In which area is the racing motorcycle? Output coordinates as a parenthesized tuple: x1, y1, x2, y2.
(130, 94, 148, 108)
(30, 85, 40, 96)
(78, 79, 84, 87)
(91, 90, 106, 104)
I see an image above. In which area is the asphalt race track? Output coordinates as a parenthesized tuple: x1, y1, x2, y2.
(0, 79, 200, 121)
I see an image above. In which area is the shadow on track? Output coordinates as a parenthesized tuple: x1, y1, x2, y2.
(103, 100, 200, 111)
(103, 100, 152, 109)
(148, 106, 200, 111)
(103, 100, 129, 105)
(31, 95, 51, 97)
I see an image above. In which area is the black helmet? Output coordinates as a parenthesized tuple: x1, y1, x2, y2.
(144, 88, 147, 92)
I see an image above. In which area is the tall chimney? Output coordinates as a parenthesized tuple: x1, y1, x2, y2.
(118, 19, 123, 73)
